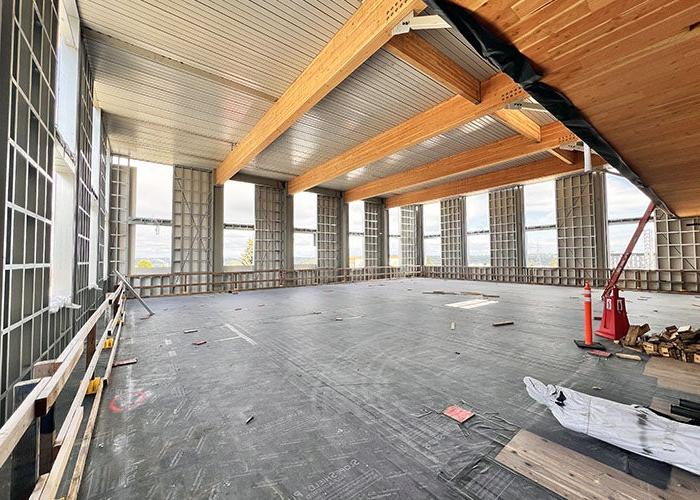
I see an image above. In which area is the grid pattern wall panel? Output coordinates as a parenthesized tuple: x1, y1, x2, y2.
(255, 185, 285, 287)
(73, 48, 100, 330)
(318, 194, 339, 282)
(441, 197, 464, 278)
(556, 172, 607, 285)
(655, 209, 700, 292)
(172, 166, 213, 294)
(109, 161, 130, 287)
(489, 187, 524, 282)
(0, 0, 61, 421)
(98, 124, 110, 283)
(364, 201, 380, 270)
(401, 206, 418, 267)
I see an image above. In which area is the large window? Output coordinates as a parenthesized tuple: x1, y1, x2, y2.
(388, 208, 401, 267)
(49, 150, 77, 308)
(224, 181, 255, 269)
(524, 181, 557, 267)
(465, 193, 490, 266)
(348, 201, 364, 268)
(294, 192, 317, 269)
(606, 174, 656, 269)
(132, 161, 173, 272)
(422, 202, 441, 266)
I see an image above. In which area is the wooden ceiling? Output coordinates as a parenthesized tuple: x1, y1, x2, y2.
(450, 0, 700, 217)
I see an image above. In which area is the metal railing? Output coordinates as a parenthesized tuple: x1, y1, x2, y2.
(0, 284, 126, 499)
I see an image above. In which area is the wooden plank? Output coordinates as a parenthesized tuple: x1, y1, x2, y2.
(384, 31, 480, 102)
(496, 429, 697, 499)
(385, 152, 595, 208)
(31, 360, 60, 379)
(643, 357, 700, 395)
(548, 148, 576, 164)
(346, 121, 576, 202)
(287, 72, 527, 194)
(29, 407, 83, 500)
(35, 342, 84, 415)
(493, 108, 541, 141)
(214, 0, 427, 185)
(0, 377, 50, 468)
(66, 382, 104, 500)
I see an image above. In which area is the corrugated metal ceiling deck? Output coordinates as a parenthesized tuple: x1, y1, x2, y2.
(80, 0, 552, 194)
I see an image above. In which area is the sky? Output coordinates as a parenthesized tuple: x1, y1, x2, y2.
(466, 193, 489, 232)
(524, 180, 556, 227)
(133, 160, 173, 220)
(423, 202, 441, 235)
(606, 174, 651, 219)
(348, 201, 364, 233)
(224, 181, 255, 225)
(294, 192, 317, 229)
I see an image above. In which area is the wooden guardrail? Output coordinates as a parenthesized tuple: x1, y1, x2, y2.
(0, 283, 127, 499)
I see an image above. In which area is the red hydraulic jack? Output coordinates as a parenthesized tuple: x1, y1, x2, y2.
(575, 200, 656, 349)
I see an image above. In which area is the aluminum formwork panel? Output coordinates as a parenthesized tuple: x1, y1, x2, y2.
(441, 197, 464, 278)
(655, 209, 700, 292)
(318, 194, 339, 282)
(555, 172, 607, 286)
(365, 201, 381, 272)
(255, 185, 286, 287)
(172, 166, 213, 294)
(489, 187, 524, 282)
(109, 160, 130, 288)
(0, 0, 60, 422)
(401, 206, 418, 267)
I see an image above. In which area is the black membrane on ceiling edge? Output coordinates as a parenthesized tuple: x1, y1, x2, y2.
(430, 0, 673, 215)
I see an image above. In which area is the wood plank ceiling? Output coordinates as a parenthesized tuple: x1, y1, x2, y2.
(79, 0, 700, 216)
(449, 0, 700, 217)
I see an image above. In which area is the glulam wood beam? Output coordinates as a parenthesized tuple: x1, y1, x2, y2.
(345, 121, 576, 202)
(493, 108, 541, 141)
(287, 73, 527, 194)
(384, 31, 480, 102)
(385, 152, 606, 208)
(548, 148, 576, 164)
(214, 0, 427, 185)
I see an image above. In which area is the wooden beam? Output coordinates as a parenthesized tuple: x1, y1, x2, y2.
(345, 121, 576, 202)
(384, 31, 480, 102)
(493, 108, 541, 142)
(288, 73, 527, 194)
(548, 148, 576, 164)
(214, 0, 427, 185)
(386, 153, 586, 208)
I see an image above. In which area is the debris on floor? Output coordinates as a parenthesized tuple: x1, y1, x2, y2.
(450, 322, 456, 330)
(335, 317, 343, 321)
(492, 321, 514, 327)
(635, 324, 700, 363)
(615, 353, 641, 361)
(524, 376, 700, 475)
(588, 349, 611, 358)
(594, 316, 602, 321)
(623, 323, 650, 347)
(245, 416, 254, 424)
(192, 340, 207, 346)
(442, 405, 474, 424)
(113, 358, 138, 367)
(183, 328, 198, 334)
(482, 293, 500, 299)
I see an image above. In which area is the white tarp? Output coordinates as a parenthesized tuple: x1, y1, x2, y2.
(524, 377, 700, 475)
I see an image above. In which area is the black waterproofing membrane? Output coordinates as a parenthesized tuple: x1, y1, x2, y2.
(430, 0, 672, 214)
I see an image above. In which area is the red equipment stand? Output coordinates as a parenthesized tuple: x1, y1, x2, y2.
(595, 200, 656, 341)
(595, 286, 629, 340)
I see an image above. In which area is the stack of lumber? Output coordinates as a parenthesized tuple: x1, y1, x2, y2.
(624, 324, 700, 363)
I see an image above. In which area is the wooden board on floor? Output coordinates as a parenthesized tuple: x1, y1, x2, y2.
(644, 357, 700, 395)
(495, 429, 699, 500)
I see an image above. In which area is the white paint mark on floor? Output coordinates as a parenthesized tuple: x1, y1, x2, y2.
(164, 338, 172, 346)
(445, 299, 498, 309)
(168, 350, 177, 358)
(224, 323, 258, 345)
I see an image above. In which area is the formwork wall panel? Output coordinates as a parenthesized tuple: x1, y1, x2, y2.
(401, 206, 418, 267)
(172, 166, 213, 294)
(255, 185, 286, 287)
(489, 187, 524, 282)
(440, 197, 464, 278)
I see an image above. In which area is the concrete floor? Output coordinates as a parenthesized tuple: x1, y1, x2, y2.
(79, 279, 699, 499)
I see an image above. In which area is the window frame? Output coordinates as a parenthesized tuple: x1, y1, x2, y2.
(422, 202, 441, 266)
(465, 193, 491, 267)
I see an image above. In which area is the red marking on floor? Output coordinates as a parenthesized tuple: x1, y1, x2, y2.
(442, 405, 474, 423)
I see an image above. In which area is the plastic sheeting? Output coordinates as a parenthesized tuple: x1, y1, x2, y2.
(430, 0, 672, 215)
(524, 377, 700, 475)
